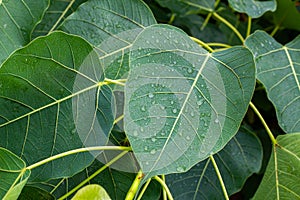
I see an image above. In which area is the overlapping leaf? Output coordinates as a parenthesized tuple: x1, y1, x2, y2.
(0, 32, 114, 182)
(60, 0, 157, 80)
(32, 0, 87, 38)
(0, 0, 49, 65)
(228, 0, 276, 18)
(125, 24, 255, 178)
(253, 133, 300, 199)
(0, 147, 30, 199)
(245, 31, 300, 133)
(166, 128, 262, 199)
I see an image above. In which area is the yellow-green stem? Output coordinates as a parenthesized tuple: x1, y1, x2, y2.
(105, 78, 126, 86)
(114, 114, 124, 124)
(154, 176, 174, 200)
(27, 146, 131, 170)
(168, 13, 176, 24)
(246, 16, 252, 37)
(249, 102, 277, 144)
(162, 175, 167, 200)
(58, 151, 129, 200)
(201, 0, 221, 30)
(125, 170, 144, 200)
(270, 25, 280, 37)
(206, 43, 231, 48)
(212, 12, 244, 43)
(190, 36, 214, 52)
(210, 155, 229, 200)
(136, 178, 152, 200)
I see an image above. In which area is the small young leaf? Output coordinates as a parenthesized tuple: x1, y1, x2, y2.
(245, 31, 300, 133)
(228, 0, 276, 18)
(72, 184, 111, 200)
(125, 24, 255, 178)
(166, 128, 263, 199)
(0, 0, 49, 65)
(253, 133, 300, 199)
(0, 147, 31, 199)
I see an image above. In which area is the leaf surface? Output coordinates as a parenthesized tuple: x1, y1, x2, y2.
(228, 0, 276, 18)
(155, 0, 214, 14)
(0, 0, 49, 64)
(245, 31, 300, 133)
(60, 0, 157, 80)
(166, 128, 263, 199)
(72, 184, 111, 200)
(125, 24, 255, 178)
(0, 31, 114, 182)
(253, 133, 300, 199)
(0, 147, 30, 199)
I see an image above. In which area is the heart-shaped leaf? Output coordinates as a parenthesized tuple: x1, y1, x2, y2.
(0, 147, 30, 199)
(245, 31, 300, 133)
(0, 0, 49, 64)
(60, 0, 157, 80)
(253, 133, 300, 199)
(166, 128, 263, 199)
(0, 31, 114, 182)
(228, 0, 276, 18)
(124, 24, 255, 178)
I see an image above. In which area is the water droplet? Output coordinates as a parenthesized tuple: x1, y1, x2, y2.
(187, 68, 193, 74)
(170, 101, 174, 105)
(150, 149, 156, 154)
(148, 93, 154, 98)
(176, 166, 184, 172)
(146, 40, 150, 44)
(214, 118, 219, 123)
(186, 136, 191, 140)
(145, 161, 149, 165)
(133, 130, 138, 136)
(190, 112, 195, 117)
(161, 132, 165, 136)
(197, 99, 204, 106)
(3, 24, 7, 29)
(144, 146, 148, 151)
(172, 108, 177, 113)
(151, 137, 156, 142)
(173, 61, 177, 65)
(140, 127, 144, 132)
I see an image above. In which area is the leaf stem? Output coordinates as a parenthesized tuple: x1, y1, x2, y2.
(136, 178, 152, 200)
(190, 36, 214, 52)
(209, 155, 229, 200)
(58, 151, 129, 200)
(206, 43, 231, 48)
(201, 0, 220, 30)
(125, 170, 144, 200)
(49, 0, 75, 33)
(168, 13, 176, 24)
(153, 176, 174, 200)
(249, 102, 277, 144)
(114, 114, 124, 124)
(162, 175, 167, 200)
(212, 12, 244, 43)
(270, 25, 280, 37)
(104, 78, 126, 86)
(27, 146, 132, 170)
(246, 16, 252, 37)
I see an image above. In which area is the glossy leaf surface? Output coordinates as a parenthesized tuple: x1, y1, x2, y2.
(125, 24, 255, 178)
(245, 31, 300, 133)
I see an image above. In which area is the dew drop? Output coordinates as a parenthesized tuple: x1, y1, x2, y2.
(172, 108, 177, 114)
(133, 130, 138, 136)
(214, 118, 219, 123)
(151, 137, 156, 142)
(144, 146, 148, 151)
(145, 161, 149, 165)
(3, 24, 7, 29)
(197, 99, 204, 106)
(176, 166, 184, 172)
(173, 61, 177, 65)
(140, 127, 144, 132)
(170, 100, 174, 105)
(148, 93, 154, 98)
(190, 112, 195, 117)
(186, 136, 191, 140)
(150, 149, 156, 154)
(187, 68, 193, 74)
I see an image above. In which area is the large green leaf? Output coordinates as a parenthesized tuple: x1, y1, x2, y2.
(0, 0, 49, 65)
(72, 184, 111, 200)
(228, 0, 276, 18)
(155, 0, 214, 15)
(125, 24, 255, 178)
(0, 31, 114, 182)
(245, 31, 300, 133)
(0, 147, 31, 199)
(32, 0, 87, 38)
(60, 0, 157, 80)
(18, 186, 55, 200)
(166, 128, 263, 199)
(253, 133, 300, 199)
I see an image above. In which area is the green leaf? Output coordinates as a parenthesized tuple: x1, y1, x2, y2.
(32, 0, 87, 38)
(228, 0, 276, 18)
(0, 31, 114, 182)
(272, 0, 300, 31)
(60, 0, 157, 80)
(0, 0, 49, 64)
(253, 133, 300, 199)
(166, 128, 263, 199)
(72, 184, 111, 200)
(18, 186, 55, 200)
(125, 24, 255, 178)
(155, 0, 214, 15)
(0, 147, 30, 200)
(245, 31, 300, 133)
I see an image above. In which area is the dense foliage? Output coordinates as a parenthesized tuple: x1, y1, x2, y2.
(0, 0, 299, 199)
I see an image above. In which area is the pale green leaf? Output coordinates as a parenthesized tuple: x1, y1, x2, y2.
(0, 31, 114, 182)
(125, 24, 255, 178)
(253, 133, 300, 199)
(228, 0, 276, 18)
(72, 184, 111, 200)
(60, 0, 157, 80)
(166, 128, 263, 199)
(155, 0, 214, 15)
(0, 0, 49, 64)
(32, 0, 87, 38)
(245, 31, 300, 133)
(18, 186, 55, 200)
(0, 147, 30, 200)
